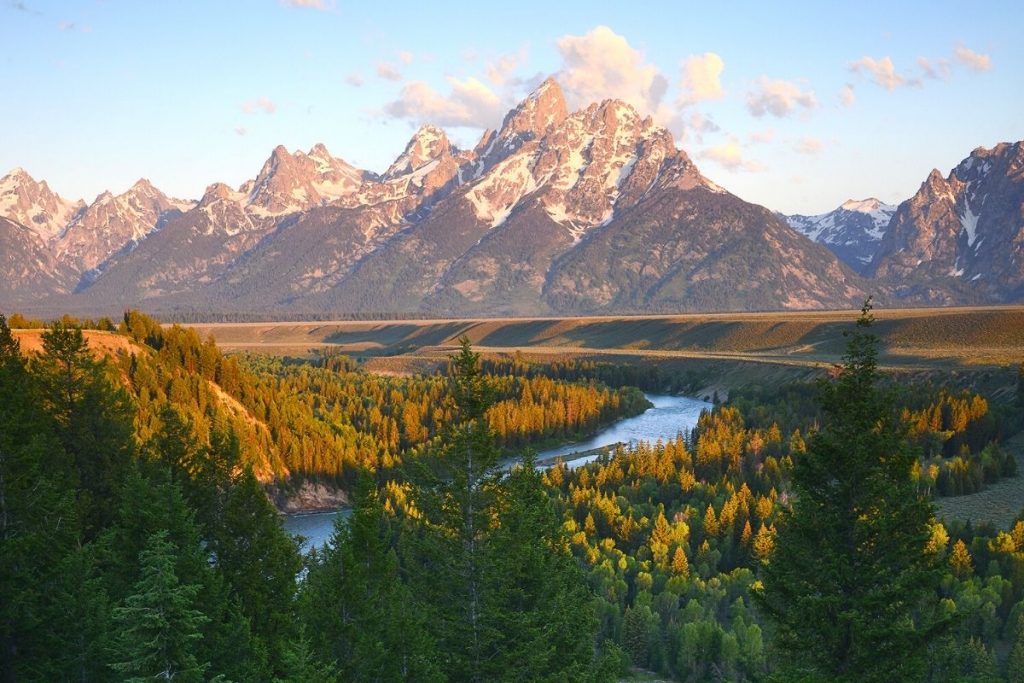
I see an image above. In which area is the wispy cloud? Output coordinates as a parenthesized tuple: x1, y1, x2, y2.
(376, 62, 402, 82)
(748, 128, 776, 145)
(57, 20, 91, 32)
(241, 97, 277, 115)
(839, 84, 856, 107)
(6, 1, 38, 13)
(485, 48, 529, 86)
(849, 56, 916, 91)
(345, 73, 364, 87)
(234, 126, 248, 136)
(793, 136, 823, 155)
(954, 46, 992, 72)
(851, 46, 992, 92)
(746, 77, 817, 117)
(398, 51, 414, 65)
(916, 56, 951, 81)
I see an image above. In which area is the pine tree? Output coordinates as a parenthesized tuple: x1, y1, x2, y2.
(1007, 613, 1024, 683)
(407, 337, 503, 682)
(0, 314, 81, 679)
(109, 530, 210, 682)
(299, 472, 442, 682)
(755, 300, 946, 682)
(480, 454, 600, 681)
(215, 468, 301, 674)
(33, 319, 135, 536)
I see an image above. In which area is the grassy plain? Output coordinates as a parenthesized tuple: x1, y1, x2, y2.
(185, 306, 1023, 399)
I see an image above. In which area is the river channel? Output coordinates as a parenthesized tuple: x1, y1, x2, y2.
(283, 393, 712, 551)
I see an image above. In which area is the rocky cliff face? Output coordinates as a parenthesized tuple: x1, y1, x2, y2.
(870, 142, 1024, 303)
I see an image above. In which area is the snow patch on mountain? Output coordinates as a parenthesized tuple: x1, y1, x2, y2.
(961, 204, 980, 247)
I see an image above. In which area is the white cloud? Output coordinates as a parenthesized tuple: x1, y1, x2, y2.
(954, 46, 992, 72)
(241, 97, 276, 115)
(398, 51, 414, 65)
(793, 136, 823, 155)
(746, 77, 817, 117)
(554, 25, 668, 116)
(678, 52, 725, 106)
(280, 0, 332, 10)
(376, 63, 402, 81)
(701, 140, 765, 172)
(234, 126, 248, 136)
(839, 84, 856, 107)
(383, 77, 505, 128)
(345, 73, 364, 87)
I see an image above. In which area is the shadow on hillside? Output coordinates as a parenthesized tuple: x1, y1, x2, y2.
(324, 322, 471, 355)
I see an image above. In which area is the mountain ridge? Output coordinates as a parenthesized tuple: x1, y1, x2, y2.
(1, 79, 1020, 316)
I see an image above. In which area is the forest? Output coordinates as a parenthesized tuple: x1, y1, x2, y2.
(2, 307, 1024, 681)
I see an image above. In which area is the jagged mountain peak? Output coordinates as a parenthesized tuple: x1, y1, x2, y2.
(498, 76, 568, 141)
(242, 143, 365, 216)
(200, 182, 240, 205)
(3, 166, 32, 180)
(0, 165, 85, 239)
(384, 125, 454, 179)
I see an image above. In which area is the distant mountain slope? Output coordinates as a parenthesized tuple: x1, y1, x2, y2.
(784, 198, 896, 272)
(869, 142, 1024, 303)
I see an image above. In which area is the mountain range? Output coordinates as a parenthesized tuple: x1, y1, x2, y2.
(2, 78, 1021, 317)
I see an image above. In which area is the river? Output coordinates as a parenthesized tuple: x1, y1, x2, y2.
(282, 393, 712, 551)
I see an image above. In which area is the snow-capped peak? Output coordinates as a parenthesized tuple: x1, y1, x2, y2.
(784, 197, 898, 272)
(840, 197, 888, 213)
(0, 166, 85, 239)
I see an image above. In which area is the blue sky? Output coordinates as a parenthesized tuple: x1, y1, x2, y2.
(1, 0, 1020, 213)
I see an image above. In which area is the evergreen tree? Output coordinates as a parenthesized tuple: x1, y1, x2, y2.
(273, 630, 342, 683)
(0, 314, 81, 680)
(756, 301, 945, 682)
(480, 453, 600, 681)
(109, 530, 210, 682)
(300, 472, 442, 682)
(33, 319, 135, 536)
(215, 468, 301, 674)
(407, 337, 503, 682)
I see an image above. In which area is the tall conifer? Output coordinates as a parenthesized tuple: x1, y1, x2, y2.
(756, 301, 946, 681)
